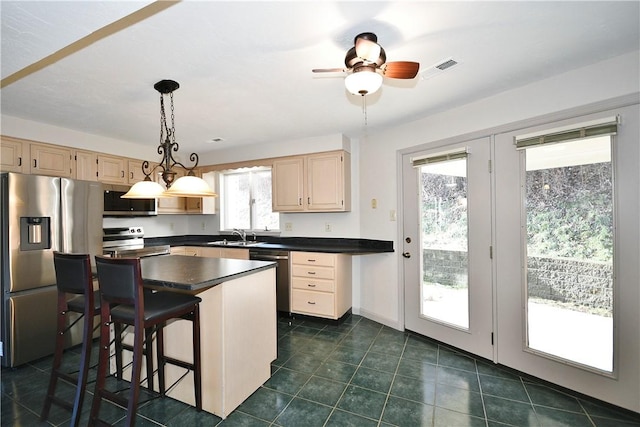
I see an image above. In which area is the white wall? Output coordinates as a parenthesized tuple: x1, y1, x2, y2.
(2, 51, 638, 330)
(357, 50, 639, 329)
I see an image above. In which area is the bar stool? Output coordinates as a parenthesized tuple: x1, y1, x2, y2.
(41, 252, 99, 427)
(91, 255, 202, 426)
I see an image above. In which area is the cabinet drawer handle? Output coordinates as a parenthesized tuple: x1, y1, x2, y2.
(298, 197, 302, 206)
(308, 197, 311, 204)
(307, 259, 316, 262)
(307, 284, 316, 287)
(307, 271, 316, 275)
(33, 159, 37, 168)
(18, 157, 22, 166)
(121, 171, 125, 178)
(307, 301, 316, 305)
(130, 171, 134, 179)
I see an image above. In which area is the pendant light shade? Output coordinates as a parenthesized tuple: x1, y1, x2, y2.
(121, 179, 167, 199)
(122, 79, 217, 199)
(163, 175, 218, 197)
(345, 69, 383, 96)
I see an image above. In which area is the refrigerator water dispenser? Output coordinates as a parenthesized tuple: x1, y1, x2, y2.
(20, 217, 51, 250)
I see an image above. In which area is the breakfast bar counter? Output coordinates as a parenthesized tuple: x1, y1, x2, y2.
(120, 255, 277, 419)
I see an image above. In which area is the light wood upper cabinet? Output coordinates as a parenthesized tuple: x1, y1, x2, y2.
(127, 159, 148, 184)
(97, 154, 126, 184)
(74, 150, 98, 181)
(0, 136, 27, 173)
(272, 150, 350, 212)
(156, 168, 186, 213)
(186, 170, 217, 214)
(307, 151, 350, 211)
(272, 157, 305, 212)
(30, 142, 73, 178)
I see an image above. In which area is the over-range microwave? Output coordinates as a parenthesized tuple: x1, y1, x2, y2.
(103, 184, 157, 217)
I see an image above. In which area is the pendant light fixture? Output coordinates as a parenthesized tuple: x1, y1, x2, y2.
(122, 79, 217, 199)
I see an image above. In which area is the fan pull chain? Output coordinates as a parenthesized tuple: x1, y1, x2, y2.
(362, 95, 368, 126)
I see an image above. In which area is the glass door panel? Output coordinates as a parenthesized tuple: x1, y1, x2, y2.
(524, 136, 614, 372)
(420, 159, 469, 329)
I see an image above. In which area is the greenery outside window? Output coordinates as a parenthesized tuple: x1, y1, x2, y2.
(220, 167, 279, 231)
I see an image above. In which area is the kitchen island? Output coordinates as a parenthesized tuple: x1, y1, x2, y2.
(118, 255, 277, 419)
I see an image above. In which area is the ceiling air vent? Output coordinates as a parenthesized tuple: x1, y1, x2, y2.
(436, 59, 458, 70)
(420, 57, 459, 81)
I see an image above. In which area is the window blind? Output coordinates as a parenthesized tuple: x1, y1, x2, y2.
(515, 116, 618, 150)
(411, 149, 468, 167)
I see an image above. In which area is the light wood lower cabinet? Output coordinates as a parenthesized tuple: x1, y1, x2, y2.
(290, 251, 351, 320)
(170, 246, 248, 260)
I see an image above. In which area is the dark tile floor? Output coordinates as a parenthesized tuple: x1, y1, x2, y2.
(2, 314, 640, 426)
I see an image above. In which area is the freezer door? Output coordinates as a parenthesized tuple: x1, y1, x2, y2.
(5, 287, 58, 366)
(60, 178, 103, 263)
(3, 173, 60, 292)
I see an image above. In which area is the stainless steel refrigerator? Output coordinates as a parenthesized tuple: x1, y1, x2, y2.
(1, 172, 103, 367)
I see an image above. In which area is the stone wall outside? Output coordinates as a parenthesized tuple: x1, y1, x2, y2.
(423, 249, 612, 312)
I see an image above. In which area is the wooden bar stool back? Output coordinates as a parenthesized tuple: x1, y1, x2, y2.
(90, 255, 202, 426)
(41, 252, 99, 426)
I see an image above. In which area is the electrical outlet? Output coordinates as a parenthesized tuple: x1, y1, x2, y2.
(371, 198, 377, 209)
(325, 222, 332, 232)
(285, 222, 293, 231)
(390, 210, 397, 221)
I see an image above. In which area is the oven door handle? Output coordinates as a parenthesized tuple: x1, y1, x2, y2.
(251, 254, 289, 261)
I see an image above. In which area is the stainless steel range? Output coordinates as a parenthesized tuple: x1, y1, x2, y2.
(102, 227, 170, 258)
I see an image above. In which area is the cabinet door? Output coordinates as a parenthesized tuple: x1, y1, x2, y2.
(97, 154, 126, 184)
(185, 168, 203, 213)
(127, 159, 147, 184)
(220, 248, 249, 260)
(30, 143, 73, 177)
(0, 137, 26, 173)
(156, 169, 186, 213)
(272, 157, 305, 212)
(306, 152, 347, 211)
(75, 150, 98, 181)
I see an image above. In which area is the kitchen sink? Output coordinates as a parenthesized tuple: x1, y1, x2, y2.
(206, 240, 263, 247)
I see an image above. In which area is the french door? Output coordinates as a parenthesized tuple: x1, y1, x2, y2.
(402, 137, 494, 360)
(401, 104, 639, 412)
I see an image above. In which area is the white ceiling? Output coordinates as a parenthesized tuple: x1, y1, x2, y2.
(2, 1, 639, 154)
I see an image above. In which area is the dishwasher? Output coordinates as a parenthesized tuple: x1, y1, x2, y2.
(249, 249, 290, 314)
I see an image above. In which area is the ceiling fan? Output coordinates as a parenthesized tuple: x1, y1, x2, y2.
(312, 32, 420, 96)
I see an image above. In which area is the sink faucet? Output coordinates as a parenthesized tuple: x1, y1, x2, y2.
(232, 228, 246, 242)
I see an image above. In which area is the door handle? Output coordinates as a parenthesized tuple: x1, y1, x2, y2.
(402, 252, 411, 258)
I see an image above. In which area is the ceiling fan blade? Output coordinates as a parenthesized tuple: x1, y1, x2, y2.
(383, 61, 420, 79)
(355, 37, 381, 62)
(312, 68, 346, 73)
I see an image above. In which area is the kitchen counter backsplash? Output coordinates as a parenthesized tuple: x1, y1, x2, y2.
(145, 234, 393, 254)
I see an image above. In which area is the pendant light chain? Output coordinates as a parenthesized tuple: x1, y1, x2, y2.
(169, 91, 176, 143)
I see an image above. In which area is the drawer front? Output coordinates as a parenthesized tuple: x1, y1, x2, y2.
(291, 265, 334, 280)
(291, 276, 335, 293)
(291, 251, 335, 267)
(291, 289, 334, 317)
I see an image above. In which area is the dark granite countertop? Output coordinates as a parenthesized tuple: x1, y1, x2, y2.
(141, 255, 276, 292)
(145, 235, 394, 254)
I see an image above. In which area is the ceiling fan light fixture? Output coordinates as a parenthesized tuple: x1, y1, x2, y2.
(345, 69, 383, 96)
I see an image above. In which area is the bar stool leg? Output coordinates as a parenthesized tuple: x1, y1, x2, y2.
(90, 306, 112, 425)
(193, 305, 202, 411)
(41, 294, 68, 422)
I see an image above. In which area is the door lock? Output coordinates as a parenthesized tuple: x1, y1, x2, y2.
(402, 252, 411, 258)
